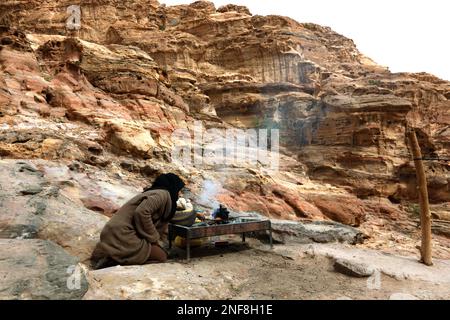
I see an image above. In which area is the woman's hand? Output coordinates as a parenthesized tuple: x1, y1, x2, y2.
(196, 212, 206, 221)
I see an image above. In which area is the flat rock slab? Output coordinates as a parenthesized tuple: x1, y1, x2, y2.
(84, 260, 245, 300)
(298, 243, 450, 285)
(271, 219, 367, 245)
(0, 239, 88, 299)
(333, 259, 375, 278)
(232, 212, 367, 245)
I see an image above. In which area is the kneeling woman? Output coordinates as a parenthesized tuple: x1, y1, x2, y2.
(91, 173, 185, 269)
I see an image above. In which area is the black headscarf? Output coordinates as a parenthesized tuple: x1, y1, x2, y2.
(143, 173, 185, 221)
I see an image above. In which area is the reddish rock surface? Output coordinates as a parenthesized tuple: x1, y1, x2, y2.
(0, 0, 449, 256)
(308, 194, 366, 227)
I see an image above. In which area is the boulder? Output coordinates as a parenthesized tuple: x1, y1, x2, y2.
(84, 262, 241, 300)
(230, 212, 367, 245)
(0, 160, 109, 262)
(105, 120, 157, 158)
(270, 220, 367, 245)
(333, 259, 375, 278)
(0, 239, 88, 299)
(309, 195, 366, 227)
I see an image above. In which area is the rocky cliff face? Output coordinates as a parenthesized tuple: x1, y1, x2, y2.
(1, 0, 449, 264)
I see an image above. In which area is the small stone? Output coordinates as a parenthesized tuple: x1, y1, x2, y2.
(20, 185, 43, 195)
(34, 95, 45, 103)
(17, 163, 41, 175)
(68, 162, 82, 171)
(333, 259, 375, 278)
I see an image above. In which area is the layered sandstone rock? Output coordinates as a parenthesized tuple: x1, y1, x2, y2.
(0, 0, 449, 262)
(0, 160, 112, 262)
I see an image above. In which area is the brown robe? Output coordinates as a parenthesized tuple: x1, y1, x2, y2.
(91, 189, 172, 265)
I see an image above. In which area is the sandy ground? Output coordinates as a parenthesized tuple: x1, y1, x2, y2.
(85, 236, 450, 300)
(191, 241, 450, 300)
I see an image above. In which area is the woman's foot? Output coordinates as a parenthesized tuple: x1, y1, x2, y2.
(92, 257, 118, 270)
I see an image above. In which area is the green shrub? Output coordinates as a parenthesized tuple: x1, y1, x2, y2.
(368, 79, 382, 86)
(407, 203, 420, 217)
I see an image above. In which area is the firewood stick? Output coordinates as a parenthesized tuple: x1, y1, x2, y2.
(407, 129, 433, 266)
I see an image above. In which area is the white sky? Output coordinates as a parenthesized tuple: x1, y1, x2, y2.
(162, 0, 449, 80)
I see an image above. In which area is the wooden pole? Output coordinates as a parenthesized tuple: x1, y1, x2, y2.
(407, 129, 433, 266)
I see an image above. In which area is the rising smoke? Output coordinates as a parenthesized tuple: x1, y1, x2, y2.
(197, 180, 222, 209)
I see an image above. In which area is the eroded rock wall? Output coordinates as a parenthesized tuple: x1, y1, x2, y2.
(0, 0, 449, 227)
